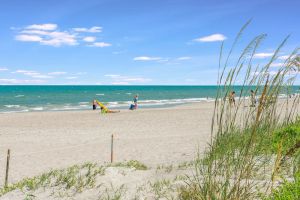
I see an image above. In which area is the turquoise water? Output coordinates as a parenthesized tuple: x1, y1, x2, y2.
(0, 86, 298, 113)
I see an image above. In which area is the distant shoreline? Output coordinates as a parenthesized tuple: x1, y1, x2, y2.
(0, 100, 215, 114)
(1, 85, 299, 113)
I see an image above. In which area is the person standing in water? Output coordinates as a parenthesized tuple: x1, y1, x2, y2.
(92, 100, 97, 110)
(133, 95, 138, 109)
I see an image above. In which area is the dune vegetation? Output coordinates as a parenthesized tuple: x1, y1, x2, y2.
(179, 21, 300, 200)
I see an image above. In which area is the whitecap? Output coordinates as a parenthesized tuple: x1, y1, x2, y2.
(96, 94, 105, 96)
(62, 106, 80, 110)
(15, 95, 24, 98)
(79, 105, 89, 107)
(79, 102, 89, 104)
(32, 107, 44, 111)
(4, 105, 20, 108)
(108, 102, 118, 105)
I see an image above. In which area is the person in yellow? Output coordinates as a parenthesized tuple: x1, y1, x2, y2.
(95, 100, 120, 113)
(100, 105, 120, 113)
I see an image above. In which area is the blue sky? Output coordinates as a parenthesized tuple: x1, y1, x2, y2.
(0, 0, 299, 85)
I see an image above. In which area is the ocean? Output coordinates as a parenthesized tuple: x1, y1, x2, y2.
(0, 85, 298, 113)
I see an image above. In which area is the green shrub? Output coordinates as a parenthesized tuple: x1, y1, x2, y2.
(265, 173, 300, 200)
(272, 122, 300, 155)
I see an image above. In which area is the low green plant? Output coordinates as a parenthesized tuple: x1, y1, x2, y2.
(110, 160, 148, 170)
(265, 173, 300, 200)
(0, 160, 147, 198)
(98, 184, 127, 200)
(149, 179, 174, 199)
(272, 121, 300, 155)
(0, 162, 105, 197)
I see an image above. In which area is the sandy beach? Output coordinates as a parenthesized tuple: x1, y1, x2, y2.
(0, 102, 214, 187)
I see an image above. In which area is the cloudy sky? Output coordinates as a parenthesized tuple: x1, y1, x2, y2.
(0, 0, 299, 85)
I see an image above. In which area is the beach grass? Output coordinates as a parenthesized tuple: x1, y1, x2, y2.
(179, 21, 300, 200)
(108, 160, 148, 170)
(0, 162, 105, 197)
(0, 160, 148, 198)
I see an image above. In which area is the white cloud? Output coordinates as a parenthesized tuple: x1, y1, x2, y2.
(133, 56, 191, 64)
(26, 24, 57, 31)
(15, 70, 34, 73)
(83, 36, 96, 42)
(48, 71, 67, 75)
(0, 67, 8, 71)
(89, 42, 112, 47)
(24, 72, 40, 76)
(40, 31, 77, 46)
(66, 76, 78, 79)
(13, 70, 39, 76)
(21, 30, 50, 35)
(253, 53, 274, 59)
(177, 56, 192, 60)
(278, 55, 289, 60)
(194, 34, 226, 42)
(20, 30, 78, 46)
(15, 34, 43, 42)
(13, 70, 53, 79)
(278, 55, 297, 60)
(270, 63, 284, 67)
(0, 79, 45, 84)
(105, 74, 121, 78)
(16, 28, 77, 46)
(73, 26, 102, 33)
(15, 24, 107, 47)
(133, 56, 161, 61)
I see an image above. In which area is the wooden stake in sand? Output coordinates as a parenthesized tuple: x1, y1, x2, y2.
(4, 149, 10, 188)
(111, 134, 114, 163)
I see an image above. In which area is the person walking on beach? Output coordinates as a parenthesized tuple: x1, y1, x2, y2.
(92, 100, 97, 110)
(229, 91, 236, 106)
(133, 94, 138, 109)
(250, 90, 256, 107)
